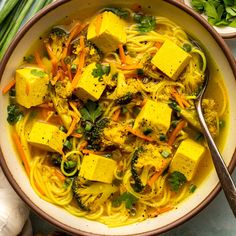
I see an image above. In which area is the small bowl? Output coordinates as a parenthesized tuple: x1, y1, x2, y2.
(182, 0, 236, 39)
(0, 0, 236, 235)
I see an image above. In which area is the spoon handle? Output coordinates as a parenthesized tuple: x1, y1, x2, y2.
(196, 103, 236, 217)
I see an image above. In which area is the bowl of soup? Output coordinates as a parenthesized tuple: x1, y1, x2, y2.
(0, 0, 236, 235)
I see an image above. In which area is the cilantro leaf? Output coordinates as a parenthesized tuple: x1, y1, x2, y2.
(168, 171, 187, 192)
(80, 100, 103, 123)
(112, 192, 138, 209)
(92, 64, 110, 81)
(191, 0, 236, 28)
(7, 104, 23, 125)
(103, 7, 130, 18)
(134, 14, 156, 32)
(31, 69, 47, 78)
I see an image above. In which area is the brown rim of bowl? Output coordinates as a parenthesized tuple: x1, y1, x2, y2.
(179, 0, 236, 39)
(0, 0, 236, 235)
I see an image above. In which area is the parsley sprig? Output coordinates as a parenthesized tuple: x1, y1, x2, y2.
(168, 171, 187, 192)
(134, 14, 156, 32)
(92, 63, 110, 81)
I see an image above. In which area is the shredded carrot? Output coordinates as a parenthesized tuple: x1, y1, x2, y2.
(82, 149, 107, 155)
(117, 63, 143, 70)
(112, 108, 121, 121)
(69, 101, 81, 117)
(149, 206, 174, 217)
(62, 22, 84, 58)
(67, 116, 78, 137)
(12, 132, 30, 177)
(38, 102, 54, 109)
(71, 133, 82, 138)
(168, 120, 186, 146)
(154, 41, 163, 49)
(80, 141, 88, 150)
(140, 98, 148, 107)
(25, 81, 30, 96)
(126, 126, 154, 142)
(34, 51, 46, 70)
(158, 206, 174, 214)
(171, 89, 190, 109)
(35, 181, 45, 196)
(45, 42, 58, 75)
(50, 70, 62, 85)
(2, 79, 16, 94)
(67, 64, 73, 81)
(95, 14, 103, 36)
(147, 171, 161, 186)
(54, 169, 66, 182)
(118, 44, 126, 64)
(71, 36, 86, 90)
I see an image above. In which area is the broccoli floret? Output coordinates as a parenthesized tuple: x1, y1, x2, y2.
(54, 78, 72, 98)
(83, 118, 110, 150)
(101, 121, 128, 149)
(47, 27, 68, 61)
(131, 147, 144, 192)
(115, 92, 133, 105)
(72, 176, 118, 211)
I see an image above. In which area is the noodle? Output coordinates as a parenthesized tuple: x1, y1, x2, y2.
(7, 7, 225, 227)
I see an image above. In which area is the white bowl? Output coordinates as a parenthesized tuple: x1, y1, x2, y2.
(0, 0, 236, 235)
(182, 0, 236, 39)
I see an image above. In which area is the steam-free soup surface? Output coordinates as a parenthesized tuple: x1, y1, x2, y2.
(6, 6, 228, 226)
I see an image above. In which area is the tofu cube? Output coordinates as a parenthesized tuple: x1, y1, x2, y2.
(74, 62, 106, 101)
(27, 122, 66, 153)
(169, 138, 206, 181)
(87, 11, 127, 53)
(15, 68, 49, 108)
(79, 154, 117, 183)
(151, 39, 191, 80)
(133, 100, 172, 138)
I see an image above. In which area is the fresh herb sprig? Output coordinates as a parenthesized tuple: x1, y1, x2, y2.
(191, 0, 236, 27)
(134, 14, 157, 32)
(168, 171, 187, 192)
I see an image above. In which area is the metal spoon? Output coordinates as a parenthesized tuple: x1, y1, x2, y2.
(195, 66, 236, 217)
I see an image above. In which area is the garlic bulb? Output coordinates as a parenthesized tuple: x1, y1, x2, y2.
(0, 168, 29, 236)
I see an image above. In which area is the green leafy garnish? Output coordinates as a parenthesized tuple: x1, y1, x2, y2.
(161, 150, 171, 158)
(134, 14, 156, 32)
(168, 171, 187, 192)
(92, 63, 110, 81)
(191, 0, 236, 27)
(31, 69, 47, 78)
(64, 140, 73, 150)
(7, 104, 23, 125)
(80, 100, 103, 123)
(112, 192, 138, 209)
(103, 7, 130, 18)
(189, 184, 197, 193)
(23, 54, 34, 63)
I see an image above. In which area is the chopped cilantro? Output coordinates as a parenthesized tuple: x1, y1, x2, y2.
(134, 14, 156, 32)
(31, 69, 47, 78)
(168, 171, 187, 192)
(7, 104, 23, 125)
(189, 184, 197, 193)
(161, 150, 171, 158)
(23, 54, 35, 63)
(92, 63, 110, 81)
(112, 192, 138, 209)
